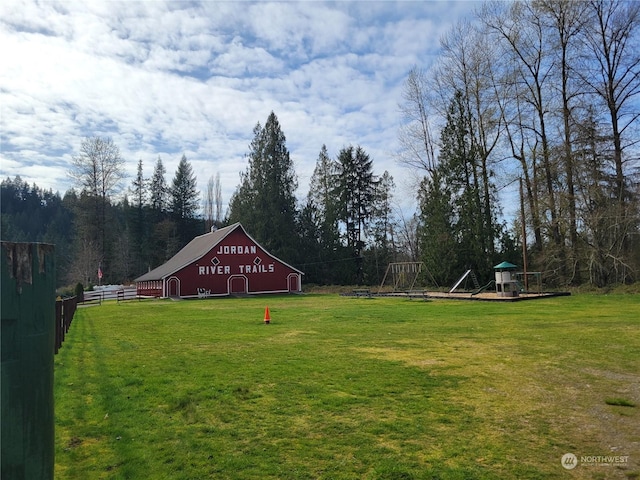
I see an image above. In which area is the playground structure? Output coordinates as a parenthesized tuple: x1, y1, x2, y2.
(449, 269, 482, 294)
(432, 262, 554, 301)
(494, 261, 519, 297)
(448, 269, 498, 296)
(446, 263, 544, 297)
(377, 262, 437, 294)
(356, 261, 567, 301)
(515, 271, 542, 294)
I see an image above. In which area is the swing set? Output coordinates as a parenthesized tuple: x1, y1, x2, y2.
(377, 262, 438, 294)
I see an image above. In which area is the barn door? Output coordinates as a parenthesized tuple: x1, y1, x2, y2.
(288, 274, 299, 292)
(229, 276, 247, 295)
(167, 277, 180, 297)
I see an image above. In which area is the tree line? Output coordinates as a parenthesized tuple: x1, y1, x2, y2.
(1, 142, 204, 287)
(0, 113, 406, 288)
(2, 0, 638, 289)
(401, 0, 639, 287)
(228, 112, 401, 286)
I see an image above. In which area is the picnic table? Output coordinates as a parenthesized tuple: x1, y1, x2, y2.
(405, 290, 429, 300)
(352, 288, 371, 298)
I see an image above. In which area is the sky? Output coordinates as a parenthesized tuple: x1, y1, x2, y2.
(0, 0, 481, 218)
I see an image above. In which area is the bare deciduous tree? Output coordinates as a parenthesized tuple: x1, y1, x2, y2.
(204, 175, 215, 232)
(482, 0, 569, 279)
(214, 172, 223, 225)
(535, 0, 589, 282)
(580, 0, 640, 204)
(202, 172, 223, 230)
(436, 18, 503, 259)
(70, 136, 125, 203)
(69, 136, 126, 279)
(397, 66, 439, 177)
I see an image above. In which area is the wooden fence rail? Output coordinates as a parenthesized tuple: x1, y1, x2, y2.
(80, 286, 138, 304)
(55, 296, 77, 355)
(54, 287, 139, 354)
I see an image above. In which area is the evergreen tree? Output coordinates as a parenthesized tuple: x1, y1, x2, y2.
(417, 172, 457, 286)
(363, 170, 396, 286)
(440, 90, 485, 275)
(334, 145, 375, 284)
(128, 159, 149, 274)
(297, 198, 322, 283)
(170, 154, 201, 245)
(0, 177, 75, 285)
(437, 90, 500, 282)
(228, 111, 299, 261)
(149, 156, 168, 216)
(308, 145, 341, 251)
(371, 170, 395, 252)
(170, 154, 199, 220)
(302, 145, 342, 284)
(131, 159, 147, 208)
(141, 156, 175, 269)
(111, 196, 135, 281)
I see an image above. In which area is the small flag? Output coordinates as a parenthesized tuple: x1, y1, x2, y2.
(98, 267, 103, 280)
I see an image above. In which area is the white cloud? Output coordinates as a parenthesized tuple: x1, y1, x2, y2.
(246, 2, 353, 60)
(1, 0, 476, 214)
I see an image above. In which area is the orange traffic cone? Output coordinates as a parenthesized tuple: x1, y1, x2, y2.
(264, 306, 271, 324)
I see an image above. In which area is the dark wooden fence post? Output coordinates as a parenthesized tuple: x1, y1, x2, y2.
(1, 242, 55, 480)
(55, 299, 62, 354)
(55, 296, 78, 354)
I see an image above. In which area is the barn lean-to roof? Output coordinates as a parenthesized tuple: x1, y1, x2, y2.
(135, 222, 303, 283)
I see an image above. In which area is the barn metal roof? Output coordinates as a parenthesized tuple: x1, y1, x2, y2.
(134, 222, 303, 282)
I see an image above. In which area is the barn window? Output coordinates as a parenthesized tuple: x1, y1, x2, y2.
(254, 257, 262, 265)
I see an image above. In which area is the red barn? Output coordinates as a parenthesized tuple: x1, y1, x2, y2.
(135, 223, 303, 298)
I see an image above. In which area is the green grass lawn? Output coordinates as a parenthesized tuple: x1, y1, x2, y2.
(54, 294, 640, 479)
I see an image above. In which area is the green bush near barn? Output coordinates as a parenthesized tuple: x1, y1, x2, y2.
(54, 294, 640, 479)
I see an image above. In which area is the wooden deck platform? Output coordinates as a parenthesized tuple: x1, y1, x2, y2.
(343, 290, 571, 301)
(398, 291, 571, 301)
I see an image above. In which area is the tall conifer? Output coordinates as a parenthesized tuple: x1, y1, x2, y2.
(228, 112, 299, 261)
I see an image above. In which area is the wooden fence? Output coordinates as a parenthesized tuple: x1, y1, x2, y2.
(55, 296, 77, 355)
(54, 287, 140, 353)
(80, 286, 138, 304)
